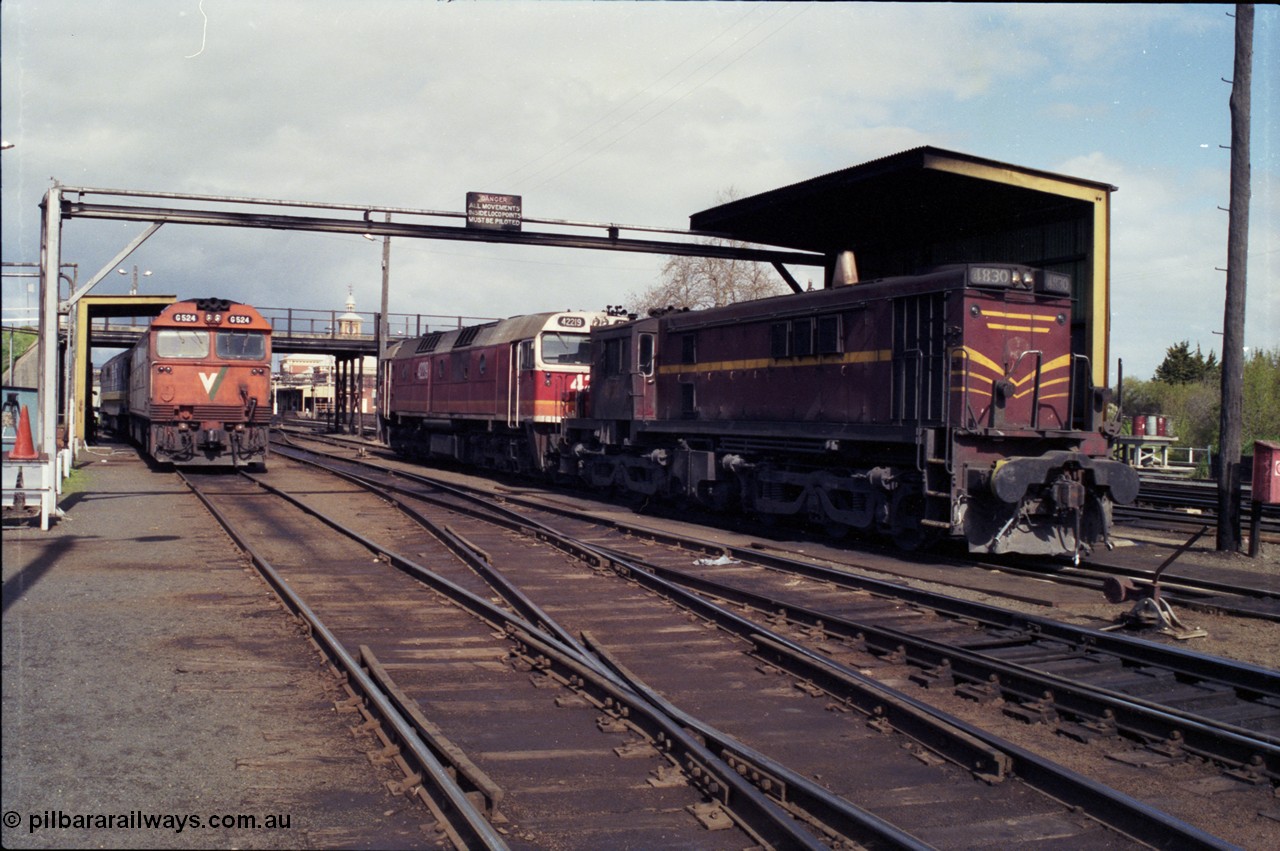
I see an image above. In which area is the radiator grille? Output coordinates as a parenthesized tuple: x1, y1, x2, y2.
(149, 404, 270, 423)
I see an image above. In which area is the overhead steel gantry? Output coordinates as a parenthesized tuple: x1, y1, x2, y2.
(28, 184, 826, 528)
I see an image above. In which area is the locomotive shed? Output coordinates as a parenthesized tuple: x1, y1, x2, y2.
(691, 146, 1115, 388)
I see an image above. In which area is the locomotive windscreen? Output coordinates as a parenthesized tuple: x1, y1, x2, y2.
(216, 331, 267, 360)
(155, 329, 210, 358)
(541, 332, 591, 365)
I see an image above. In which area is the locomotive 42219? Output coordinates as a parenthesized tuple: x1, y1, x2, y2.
(384, 263, 1139, 560)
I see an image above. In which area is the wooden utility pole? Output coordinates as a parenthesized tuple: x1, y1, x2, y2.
(1217, 4, 1253, 551)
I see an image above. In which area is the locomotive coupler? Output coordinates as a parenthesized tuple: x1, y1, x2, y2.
(198, 427, 228, 450)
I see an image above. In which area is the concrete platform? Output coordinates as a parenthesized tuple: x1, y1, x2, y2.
(1, 443, 431, 849)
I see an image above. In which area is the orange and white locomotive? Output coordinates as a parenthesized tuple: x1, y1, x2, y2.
(99, 298, 272, 467)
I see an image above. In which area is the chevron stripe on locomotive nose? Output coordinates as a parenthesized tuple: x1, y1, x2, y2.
(951, 349, 1071, 400)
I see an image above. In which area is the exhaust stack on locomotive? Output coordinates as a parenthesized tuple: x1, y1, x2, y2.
(833, 250, 859, 286)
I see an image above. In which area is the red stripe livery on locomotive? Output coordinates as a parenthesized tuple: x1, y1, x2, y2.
(384, 311, 610, 473)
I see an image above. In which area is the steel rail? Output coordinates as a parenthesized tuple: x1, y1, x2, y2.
(265, 443, 941, 849)
(976, 553, 1279, 607)
(461, 489, 1242, 850)
(269, 441, 944, 848)
(578, 631, 936, 851)
(270, 441, 602, 660)
(358, 645, 506, 819)
(717, 543, 1280, 699)
(269, 443, 1009, 776)
(177, 471, 510, 851)
(604, 543, 1279, 777)
(268, 440, 1240, 850)
(270, 434, 1278, 702)
(275, 435, 1280, 701)
(230, 468, 833, 850)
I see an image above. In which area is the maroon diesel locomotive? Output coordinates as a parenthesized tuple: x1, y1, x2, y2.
(384, 263, 1137, 559)
(99, 298, 272, 468)
(563, 263, 1137, 558)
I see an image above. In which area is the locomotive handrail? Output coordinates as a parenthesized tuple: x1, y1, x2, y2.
(952, 347, 982, 432)
(1007, 349, 1044, 430)
(1069, 353, 1093, 432)
(902, 347, 927, 473)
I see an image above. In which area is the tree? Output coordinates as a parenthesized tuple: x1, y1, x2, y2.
(627, 189, 793, 316)
(1122, 345, 1279, 467)
(629, 247, 791, 316)
(1153, 340, 1217, 384)
(1, 329, 37, 383)
(1242, 347, 1280, 448)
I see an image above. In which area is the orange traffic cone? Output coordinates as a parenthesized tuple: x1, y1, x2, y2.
(8, 405, 38, 460)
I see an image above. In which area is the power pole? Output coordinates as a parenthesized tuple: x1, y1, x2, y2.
(1217, 4, 1253, 551)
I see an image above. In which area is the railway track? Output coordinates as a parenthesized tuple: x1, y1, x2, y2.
(217, 435, 1269, 844)
(276, 428, 1279, 617)
(181, 466, 831, 850)
(272, 438, 1280, 770)
(1118, 478, 1280, 538)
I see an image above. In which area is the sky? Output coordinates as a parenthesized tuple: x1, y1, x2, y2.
(1, 1, 1277, 380)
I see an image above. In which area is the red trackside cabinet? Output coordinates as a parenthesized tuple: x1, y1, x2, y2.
(1253, 440, 1280, 504)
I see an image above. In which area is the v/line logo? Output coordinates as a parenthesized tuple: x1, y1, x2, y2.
(198, 367, 228, 399)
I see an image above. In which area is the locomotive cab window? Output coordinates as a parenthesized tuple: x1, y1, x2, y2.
(518, 340, 535, 370)
(770, 323, 790, 359)
(541, 331, 591, 365)
(638, 333, 655, 377)
(603, 338, 625, 375)
(792, 318, 815, 358)
(216, 331, 267, 360)
(681, 334, 697, 365)
(155, 329, 209, 359)
(817, 315, 842, 355)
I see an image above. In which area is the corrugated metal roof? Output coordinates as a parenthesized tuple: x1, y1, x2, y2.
(688, 146, 1115, 267)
